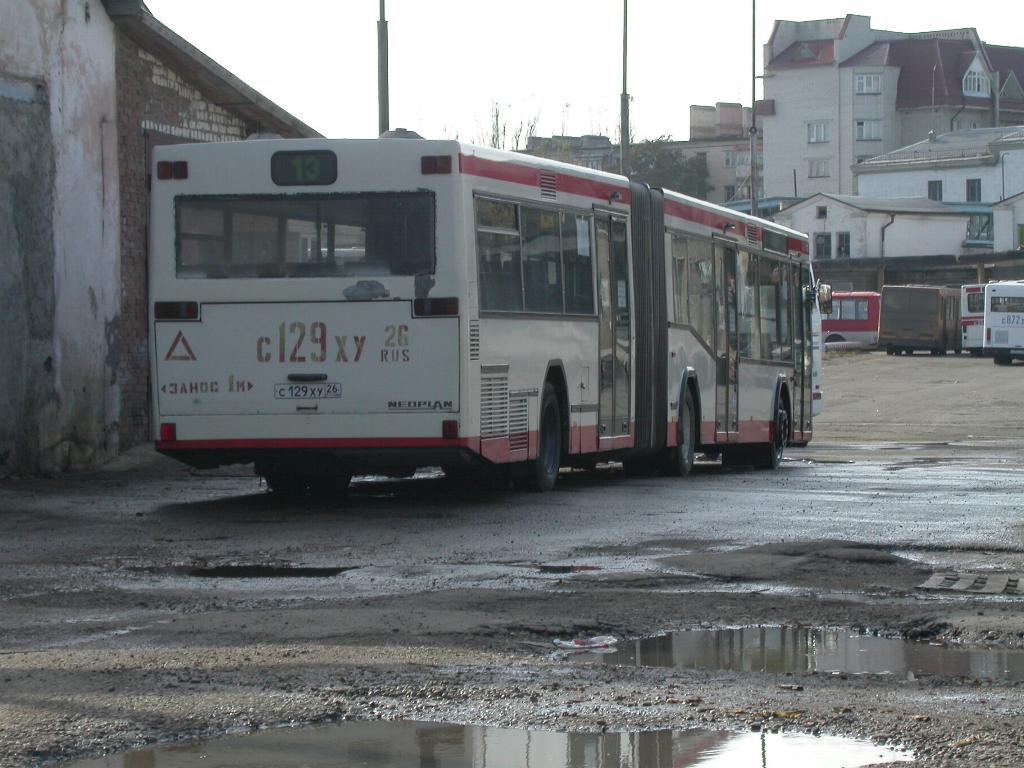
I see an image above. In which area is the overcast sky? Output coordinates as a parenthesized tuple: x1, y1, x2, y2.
(144, 1, 1017, 145)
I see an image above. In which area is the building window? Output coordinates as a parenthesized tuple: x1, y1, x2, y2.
(816, 206, 828, 219)
(814, 233, 832, 259)
(966, 178, 981, 202)
(963, 70, 991, 97)
(855, 73, 882, 94)
(837, 232, 851, 258)
(724, 185, 736, 201)
(807, 121, 829, 143)
(808, 158, 830, 178)
(854, 119, 881, 141)
(967, 214, 993, 242)
(927, 180, 943, 201)
(724, 151, 736, 167)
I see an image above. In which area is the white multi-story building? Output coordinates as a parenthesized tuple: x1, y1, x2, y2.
(760, 15, 1024, 199)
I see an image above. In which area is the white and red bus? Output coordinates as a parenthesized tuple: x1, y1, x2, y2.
(960, 283, 986, 355)
(983, 281, 1024, 365)
(821, 291, 880, 346)
(149, 138, 825, 493)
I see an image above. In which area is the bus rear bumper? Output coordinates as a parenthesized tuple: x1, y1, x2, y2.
(156, 437, 481, 472)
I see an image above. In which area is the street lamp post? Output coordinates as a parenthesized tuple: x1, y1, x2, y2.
(378, 0, 389, 137)
(750, 0, 758, 218)
(620, 0, 630, 175)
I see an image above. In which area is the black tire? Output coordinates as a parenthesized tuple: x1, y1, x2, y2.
(663, 387, 696, 477)
(825, 334, 845, 344)
(754, 401, 790, 470)
(994, 354, 1012, 366)
(524, 382, 562, 492)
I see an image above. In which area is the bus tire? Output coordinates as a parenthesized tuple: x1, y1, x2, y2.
(754, 401, 790, 470)
(524, 382, 562, 492)
(663, 387, 696, 477)
(994, 354, 1012, 366)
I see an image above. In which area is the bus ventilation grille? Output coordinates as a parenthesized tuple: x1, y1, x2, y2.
(480, 372, 510, 438)
(746, 224, 762, 247)
(508, 398, 529, 450)
(539, 173, 557, 199)
(469, 321, 480, 360)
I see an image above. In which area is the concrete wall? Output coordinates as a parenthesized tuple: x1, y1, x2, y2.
(856, 151, 1024, 202)
(0, 0, 119, 475)
(776, 198, 969, 259)
(114, 31, 251, 448)
(994, 196, 1024, 251)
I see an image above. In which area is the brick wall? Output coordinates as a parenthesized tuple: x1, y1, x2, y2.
(115, 32, 253, 448)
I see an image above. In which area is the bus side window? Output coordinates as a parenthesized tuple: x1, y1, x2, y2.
(562, 213, 594, 314)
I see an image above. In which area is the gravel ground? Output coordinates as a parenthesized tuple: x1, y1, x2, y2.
(1, 351, 1023, 767)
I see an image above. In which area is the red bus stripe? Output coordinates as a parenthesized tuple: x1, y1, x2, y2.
(459, 154, 630, 204)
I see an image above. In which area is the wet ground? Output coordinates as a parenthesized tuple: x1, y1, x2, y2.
(1, 352, 1023, 767)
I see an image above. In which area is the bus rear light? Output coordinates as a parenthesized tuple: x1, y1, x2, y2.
(156, 161, 189, 180)
(159, 423, 177, 442)
(421, 155, 452, 175)
(414, 297, 458, 317)
(987, 327, 991, 342)
(442, 420, 459, 439)
(154, 301, 200, 321)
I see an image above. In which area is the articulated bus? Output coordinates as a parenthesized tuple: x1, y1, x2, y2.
(149, 138, 827, 493)
(983, 281, 1024, 365)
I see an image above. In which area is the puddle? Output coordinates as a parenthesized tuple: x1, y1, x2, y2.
(143, 565, 354, 579)
(61, 720, 908, 767)
(579, 626, 1024, 682)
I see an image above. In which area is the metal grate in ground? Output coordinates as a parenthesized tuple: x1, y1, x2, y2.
(918, 572, 1022, 595)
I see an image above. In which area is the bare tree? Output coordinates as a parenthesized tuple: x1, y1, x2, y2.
(478, 102, 541, 150)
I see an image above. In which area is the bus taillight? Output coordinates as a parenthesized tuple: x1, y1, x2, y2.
(421, 155, 452, 175)
(154, 301, 199, 321)
(987, 327, 991, 342)
(156, 160, 189, 180)
(159, 423, 177, 442)
(414, 297, 458, 317)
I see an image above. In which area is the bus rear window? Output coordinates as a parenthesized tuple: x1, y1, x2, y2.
(991, 296, 1024, 312)
(175, 192, 435, 279)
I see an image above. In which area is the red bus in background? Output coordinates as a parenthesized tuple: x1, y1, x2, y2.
(821, 291, 881, 346)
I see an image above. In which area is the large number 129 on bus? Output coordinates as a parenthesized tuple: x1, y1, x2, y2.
(150, 138, 825, 494)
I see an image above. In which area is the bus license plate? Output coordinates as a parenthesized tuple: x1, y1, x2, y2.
(273, 382, 342, 400)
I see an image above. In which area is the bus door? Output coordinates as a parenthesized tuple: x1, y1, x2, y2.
(595, 212, 632, 439)
(714, 242, 739, 440)
(792, 263, 812, 442)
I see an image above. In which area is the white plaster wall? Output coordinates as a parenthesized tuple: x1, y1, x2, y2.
(856, 151, 1024, 203)
(762, 67, 840, 198)
(994, 198, 1024, 251)
(0, 0, 120, 470)
(776, 199, 969, 258)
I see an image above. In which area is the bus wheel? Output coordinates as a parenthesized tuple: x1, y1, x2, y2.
(524, 382, 562, 492)
(663, 388, 696, 477)
(994, 354, 1012, 366)
(755, 403, 790, 470)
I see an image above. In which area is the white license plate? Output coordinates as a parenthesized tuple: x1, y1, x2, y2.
(273, 382, 342, 400)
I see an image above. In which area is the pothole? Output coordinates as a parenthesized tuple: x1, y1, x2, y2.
(567, 625, 1024, 683)
(59, 719, 910, 767)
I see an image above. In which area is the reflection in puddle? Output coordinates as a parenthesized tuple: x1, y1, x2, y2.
(61, 720, 908, 767)
(586, 626, 1024, 682)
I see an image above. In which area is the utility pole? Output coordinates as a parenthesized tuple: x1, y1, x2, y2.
(620, 0, 630, 175)
(378, 0, 389, 137)
(750, 0, 758, 217)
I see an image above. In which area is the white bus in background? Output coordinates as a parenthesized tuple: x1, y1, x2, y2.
(983, 281, 1024, 365)
(960, 283, 986, 356)
(149, 137, 827, 494)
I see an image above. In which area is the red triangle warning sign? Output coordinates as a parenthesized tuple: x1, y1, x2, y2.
(165, 331, 197, 361)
